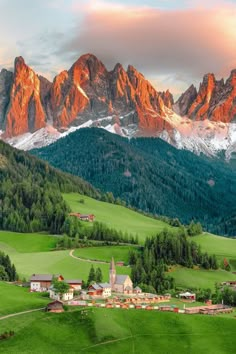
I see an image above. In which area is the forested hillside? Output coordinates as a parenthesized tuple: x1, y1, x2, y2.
(0, 140, 99, 233)
(32, 128, 236, 235)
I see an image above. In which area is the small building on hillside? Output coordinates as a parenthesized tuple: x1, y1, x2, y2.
(49, 285, 74, 301)
(65, 279, 82, 290)
(30, 274, 64, 292)
(179, 292, 196, 302)
(88, 283, 111, 297)
(69, 213, 95, 222)
(110, 257, 133, 294)
(134, 286, 142, 294)
(46, 300, 64, 313)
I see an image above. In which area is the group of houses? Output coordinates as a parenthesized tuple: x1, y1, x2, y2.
(30, 257, 136, 302)
(30, 274, 82, 301)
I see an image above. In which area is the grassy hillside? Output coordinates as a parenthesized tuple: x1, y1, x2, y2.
(0, 231, 130, 281)
(73, 246, 137, 263)
(0, 282, 48, 316)
(1, 308, 236, 353)
(32, 127, 236, 235)
(170, 266, 236, 290)
(0, 231, 57, 253)
(63, 192, 175, 242)
(191, 233, 236, 262)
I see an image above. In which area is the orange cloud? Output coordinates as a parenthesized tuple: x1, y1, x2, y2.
(62, 1, 236, 93)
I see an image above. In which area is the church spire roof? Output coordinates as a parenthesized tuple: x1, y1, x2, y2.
(110, 257, 115, 271)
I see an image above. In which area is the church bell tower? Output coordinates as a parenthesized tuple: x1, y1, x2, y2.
(109, 257, 116, 290)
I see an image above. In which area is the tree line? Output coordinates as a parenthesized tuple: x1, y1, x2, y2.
(0, 251, 18, 281)
(129, 229, 218, 293)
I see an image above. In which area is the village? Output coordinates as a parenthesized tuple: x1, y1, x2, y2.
(29, 257, 233, 316)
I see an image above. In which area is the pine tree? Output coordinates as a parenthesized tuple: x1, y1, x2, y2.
(87, 265, 96, 286)
(95, 267, 103, 283)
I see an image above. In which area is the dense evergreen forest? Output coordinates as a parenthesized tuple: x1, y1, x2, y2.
(129, 229, 218, 293)
(0, 251, 17, 281)
(0, 140, 99, 233)
(32, 128, 236, 235)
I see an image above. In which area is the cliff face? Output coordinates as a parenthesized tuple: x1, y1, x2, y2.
(1, 53, 236, 145)
(175, 71, 236, 123)
(1, 54, 174, 137)
(5, 57, 47, 136)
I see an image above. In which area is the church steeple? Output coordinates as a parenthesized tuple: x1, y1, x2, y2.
(109, 257, 116, 290)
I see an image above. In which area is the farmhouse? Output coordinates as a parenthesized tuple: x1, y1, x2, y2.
(110, 257, 133, 294)
(30, 274, 64, 292)
(46, 300, 64, 313)
(179, 291, 196, 302)
(49, 285, 74, 301)
(88, 283, 111, 297)
(69, 213, 95, 222)
(65, 279, 82, 290)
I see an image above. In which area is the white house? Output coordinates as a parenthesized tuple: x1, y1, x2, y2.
(49, 285, 74, 301)
(30, 274, 64, 292)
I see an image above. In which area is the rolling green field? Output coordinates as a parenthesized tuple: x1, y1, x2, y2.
(73, 246, 138, 263)
(0, 308, 236, 353)
(0, 231, 57, 253)
(0, 282, 48, 316)
(171, 266, 236, 290)
(0, 231, 130, 281)
(63, 193, 175, 242)
(191, 233, 236, 266)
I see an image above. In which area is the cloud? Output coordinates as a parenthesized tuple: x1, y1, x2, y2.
(55, 1, 236, 93)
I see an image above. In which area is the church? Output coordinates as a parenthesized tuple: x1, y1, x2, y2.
(109, 257, 133, 294)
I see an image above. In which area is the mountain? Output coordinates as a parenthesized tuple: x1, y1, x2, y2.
(31, 128, 236, 236)
(0, 54, 236, 159)
(0, 139, 99, 233)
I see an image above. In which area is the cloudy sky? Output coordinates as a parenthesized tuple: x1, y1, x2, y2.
(0, 0, 236, 97)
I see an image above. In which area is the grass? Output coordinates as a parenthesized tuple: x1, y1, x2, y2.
(73, 246, 139, 263)
(0, 282, 48, 316)
(63, 193, 176, 243)
(0, 308, 236, 353)
(170, 266, 236, 290)
(190, 233, 236, 269)
(0, 231, 57, 253)
(0, 237, 130, 281)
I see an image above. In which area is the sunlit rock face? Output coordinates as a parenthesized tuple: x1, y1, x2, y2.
(175, 70, 236, 123)
(5, 57, 46, 137)
(1, 54, 236, 160)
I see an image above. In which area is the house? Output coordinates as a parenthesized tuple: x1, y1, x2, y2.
(88, 283, 111, 297)
(46, 300, 64, 313)
(30, 274, 64, 292)
(179, 292, 196, 302)
(133, 286, 142, 294)
(69, 213, 95, 222)
(65, 279, 82, 290)
(110, 257, 133, 294)
(49, 285, 74, 301)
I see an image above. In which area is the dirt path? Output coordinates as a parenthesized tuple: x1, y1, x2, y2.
(69, 249, 109, 264)
(0, 307, 45, 321)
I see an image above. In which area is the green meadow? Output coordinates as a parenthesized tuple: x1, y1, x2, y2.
(0, 231, 130, 281)
(73, 246, 138, 263)
(63, 192, 175, 242)
(0, 308, 236, 353)
(170, 266, 236, 290)
(0, 282, 48, 317)
(191, 233, 236, 268)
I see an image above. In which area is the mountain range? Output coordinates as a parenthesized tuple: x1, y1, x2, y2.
(0, 54, 236, 159)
